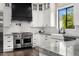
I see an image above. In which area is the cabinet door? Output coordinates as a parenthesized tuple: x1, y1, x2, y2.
(40, 35, 51, 50)
(4, 27, 12, 34)
(37, 4, 44, 27)
(32, 3, 51, 27)
(4, 3, 11, 27)
(50, 39, 60, 53)
(50, 39, 57, 52)
(3, 35, 13, 52)
(33, 34, 38, 47)
(43, 36, 50, 50)
(32, 3, 50, 27)
(38, 3, 50, 27)
(33, 34, 41, 47)
(43, 9, 50, 27)
(31, 4, 39, 27)
(66, 45, 74, 56)
(37, 11, 44, 27)
(59, 42, 66, 56)
(39, 35, 45, 48)
(32, 11, 39, 27)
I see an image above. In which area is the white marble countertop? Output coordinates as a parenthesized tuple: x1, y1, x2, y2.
(4, 34, 13, 36)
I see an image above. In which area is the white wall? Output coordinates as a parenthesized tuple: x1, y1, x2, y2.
(9, 20, 44, 34)
(10, 21, 32, 33)
(74, 3, 79, 28)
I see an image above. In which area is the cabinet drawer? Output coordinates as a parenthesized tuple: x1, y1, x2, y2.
(4, 36, 13, 40)
(4, 39, 13, 44)
(4, 44, 13, 49)
(33, 42, 39, 46)
(33, 40, 37, 42)
(4, 40, 13, 48)
(4, 35, 13, 45)
(4, 39, 13, 42)
(4, 48, 13, 52)
(33, 44, 37, 46)
(33, 42, 37, 45)
(33, 38, 37, 40)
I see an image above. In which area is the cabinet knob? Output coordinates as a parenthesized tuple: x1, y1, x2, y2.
(8, 46, 11, 47)
(8, 37, 10, 38)
(56, 41, 58, 42)
(8, 41, 11, 42)
(45, 39, 47, 40)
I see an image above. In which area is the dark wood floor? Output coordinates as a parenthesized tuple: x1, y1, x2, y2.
(0, 47, 61, 56)
(0, 48, 39, 56)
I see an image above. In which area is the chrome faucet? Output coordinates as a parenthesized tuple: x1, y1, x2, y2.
(59, 28, 65, 34)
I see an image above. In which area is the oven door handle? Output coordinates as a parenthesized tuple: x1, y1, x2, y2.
(21, 39, 24, 45)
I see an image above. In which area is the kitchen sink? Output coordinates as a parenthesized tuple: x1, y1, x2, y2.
(64, 36, 76, 41)
(51, 34, 64, 40)
(51, 34, 76, 41)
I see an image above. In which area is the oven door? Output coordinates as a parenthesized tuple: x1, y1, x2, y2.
(14, 39, 22, 48)
(22, 37, 32, 47)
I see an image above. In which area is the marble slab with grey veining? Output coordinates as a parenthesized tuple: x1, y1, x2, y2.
(38, 47, 62, 56)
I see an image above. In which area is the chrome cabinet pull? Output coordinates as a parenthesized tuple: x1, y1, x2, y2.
(45, 39, 47, 40)
(8, 41, 11, 42)
(8, 46, 11, 47)
(8, 37, 10, 38)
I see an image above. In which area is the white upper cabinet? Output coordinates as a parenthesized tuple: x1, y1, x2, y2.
(3, 3, 11, 27)
(0, 3, 4, 11)
(50, 3, 55, 27)
(31, 3, 51, 27)
(74, 4, 79, 26)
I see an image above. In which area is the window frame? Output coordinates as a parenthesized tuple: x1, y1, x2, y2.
(57, 4, 74, 29)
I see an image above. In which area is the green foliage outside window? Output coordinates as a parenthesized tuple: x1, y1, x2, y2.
(62, 14, 74, 29)
(59, 6, 74, 29)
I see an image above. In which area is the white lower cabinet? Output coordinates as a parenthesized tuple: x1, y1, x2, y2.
(33, 34, 74, 56)
(50, 39, 60, 54)
(59, 42, 66, 56)
(50, 39, 56, 52)
(39, 35, 45, 48)
(39, 35, 51, 50)
(3, 35, 13, 52)
(33, 34, 51, 51)
(59, 41, 74, 56)
(43, 36, 51, 50)
(33, 34, 41, 47)
(66, 45, 74, 56)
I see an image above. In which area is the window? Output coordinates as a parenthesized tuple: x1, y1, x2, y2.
(33, 4, 37, 10)
(58, 6, 74, 29)
(5, 3, 10, 7)
(39, 4, 42, 11)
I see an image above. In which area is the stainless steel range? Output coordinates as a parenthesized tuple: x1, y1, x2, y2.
(13, 32, 32, 49)
(13, 33, 22, 49)
(22, 32, 32, 48)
